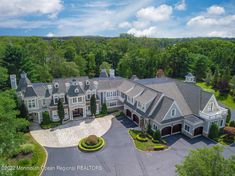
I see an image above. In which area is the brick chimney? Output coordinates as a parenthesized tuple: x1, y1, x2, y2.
(156, 69, 164, 78)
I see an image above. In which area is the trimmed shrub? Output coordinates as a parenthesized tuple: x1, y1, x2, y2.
(100, 103, 108, 115)
(78, 137, 105, 152)
(147, 123, 154, 136)
(153, 130, 161, 140)
(230, 121, 235, 127)
(136, 133, 148, 142)
(154, 144, 165, 151)
(20, 144, 34, 155)
(85, 135, 99, 145)
(208, 123, 219, 139)
(41, 111, 51, 125)
(152, 139, 159, 143)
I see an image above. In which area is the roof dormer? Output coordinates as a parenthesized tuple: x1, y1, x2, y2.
(86, 80, 90, 86)
(54, 82, 59, 88)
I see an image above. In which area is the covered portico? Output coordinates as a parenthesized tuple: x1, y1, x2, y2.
(69, 106, 86, 120)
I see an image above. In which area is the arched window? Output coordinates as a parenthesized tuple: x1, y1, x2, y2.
(207, 102, 214, 112)
(171, 108, 176, 117)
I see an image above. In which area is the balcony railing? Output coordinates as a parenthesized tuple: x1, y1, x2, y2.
(199, 108, 228, 120)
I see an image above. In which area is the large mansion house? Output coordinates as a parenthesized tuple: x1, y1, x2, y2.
(11, 69, 228, 138)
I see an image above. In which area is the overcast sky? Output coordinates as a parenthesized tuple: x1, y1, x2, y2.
(0, 0, 234, 38)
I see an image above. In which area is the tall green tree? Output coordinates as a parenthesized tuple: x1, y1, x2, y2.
(204, 69, 213, 86)
(218, 67, 231, 94)
(3, 44, 24, 75)
(213, 66, 220, 89)
(208, 123, 219, 139)
(0, 90, 25, 157)
(86, 53, 96, 78)
(19, 102, 29, 120)
(57, 98, 65, 125)
(176, 146, 235, 176)
(73, 55, 87, 76)
(64, 46, 76, 61)
(99, 61, 111, 74)
(90, 94, 97, 117)
(0, 66, 8, 89)
(193, 54, 209, 81)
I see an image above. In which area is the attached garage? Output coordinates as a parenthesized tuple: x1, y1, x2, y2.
(172, 124, 182, 133)
(194, 127, 203, 136)
(133, 114, 139, 125)
(126, 109, 132, 119)
(161, 126, 172, 136)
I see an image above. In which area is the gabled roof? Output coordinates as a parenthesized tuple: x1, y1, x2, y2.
(146, 81, 192, 116)
(135, 89, 157, 104)
(17, 77, 31, 92)
(24, 85, 37, 98)
(130, 75, 139, 81)
(67, 85, 84, 97)
(149, 96, 174, 123)
(200, 91, 213, 111)
(117, 80, 135, 93)
(93, 77, 124, 90)
(126, 85, 144, 98)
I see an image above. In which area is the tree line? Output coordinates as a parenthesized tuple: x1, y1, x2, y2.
(0, 34, 235, 94)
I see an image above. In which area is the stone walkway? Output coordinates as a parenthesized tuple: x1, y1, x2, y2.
(30, 115, 113, 148)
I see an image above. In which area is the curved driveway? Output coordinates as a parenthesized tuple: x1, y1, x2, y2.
(41, 117, 235, 176)
(30, 115, 113, 148)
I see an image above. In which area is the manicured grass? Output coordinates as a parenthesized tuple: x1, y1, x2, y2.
(8, 133, 46, 176)
(197, 82, 235, 109)
(129, 129, 167, 151)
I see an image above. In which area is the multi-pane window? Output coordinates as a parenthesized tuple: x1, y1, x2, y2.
(184, 125, 190, 132)
(28, 99, 36, 108)
(78, 97, 82, 102)
(220, 120, 223, 127)
(72, 97, 77, 104)
(109, 101, 117, 107)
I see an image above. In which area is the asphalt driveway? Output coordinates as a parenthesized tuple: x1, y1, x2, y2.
(42, 117, 235, 176)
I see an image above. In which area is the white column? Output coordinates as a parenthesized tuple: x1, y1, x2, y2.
(69, 109, 73, 120)
(83, 107, 86, 118)
(38, 112, 41, 124)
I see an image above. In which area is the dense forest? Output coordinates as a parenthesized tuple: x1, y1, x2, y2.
(0, 34, 235, 97)
(0, 35, 235, 174)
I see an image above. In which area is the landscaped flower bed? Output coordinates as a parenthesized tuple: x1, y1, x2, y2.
(129, 129, 168, 151)
(78, 135, 105, 152)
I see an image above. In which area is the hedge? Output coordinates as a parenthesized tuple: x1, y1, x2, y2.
(78, 137, 105, 152)
(136, 134, 148, 142)
(152, 139, 159, 143)
(154, 144, 165, 151)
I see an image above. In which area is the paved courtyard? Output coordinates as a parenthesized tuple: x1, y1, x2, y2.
(42, 117, 234, 176)
(30, 115, 113, 147)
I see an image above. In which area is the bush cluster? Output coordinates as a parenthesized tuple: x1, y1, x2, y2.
(136, 133, 148, 142)
(78, 136, 105, 152)
(20, 144, 34, 155)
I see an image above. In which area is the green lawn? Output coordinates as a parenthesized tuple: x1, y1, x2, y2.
(196, 82, 235, 109)
(128, 129, 167, 151)
(8, 133, 47, 176)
